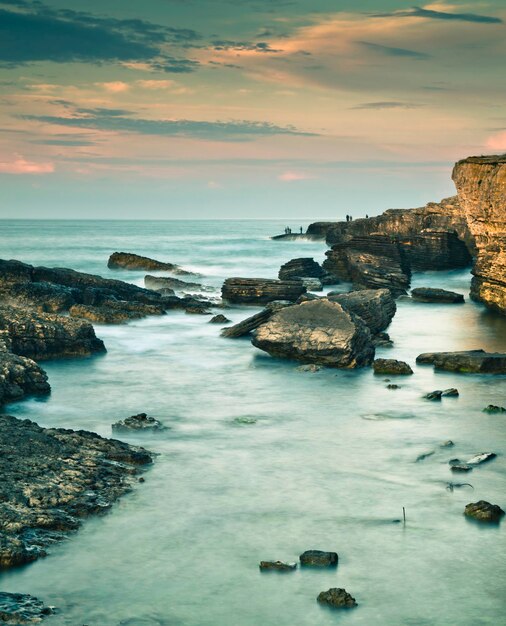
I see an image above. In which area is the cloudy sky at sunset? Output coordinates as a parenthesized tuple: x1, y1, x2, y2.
(1, 0, 504, 218)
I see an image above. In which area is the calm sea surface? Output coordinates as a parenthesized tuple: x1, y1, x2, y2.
(0, 219, 505, 626)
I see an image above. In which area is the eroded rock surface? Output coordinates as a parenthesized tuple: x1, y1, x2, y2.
(108, 251, 195, 275)
(328, 288, 396, 335)
(464, 500, 505, 523)
(221, 301, 291, 338)
(317, 588, 357, 609)
(278, 257, 325, 281)
(0, 334, 50, 406)
(222, 278, 306, 305)
(373, 358, 413, 375)
(411, 288, 464, 303)
(0, 592, 54, 624)
(112, 413, 165, 432)
(416, 350, 506, 373)
(300, 550, 338, 567)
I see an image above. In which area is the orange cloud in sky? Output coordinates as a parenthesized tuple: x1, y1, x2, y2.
(0, 156, 54, 174)
(486, 131, 506, 151)
(97, 81, 130, 93)
(278, 171, 314, 182)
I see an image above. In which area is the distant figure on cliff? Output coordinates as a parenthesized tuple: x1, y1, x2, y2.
(366, 214, 369, 219)
(300, 226, 303, 234)
(345, 214, 349, 222)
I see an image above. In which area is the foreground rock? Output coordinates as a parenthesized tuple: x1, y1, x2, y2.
(299, 550, 338, 567)
(328, 288, 396, 335)
(0, 414, 152, 569)
(222, 277, 306, 305)
(0, 334, 50, 406)
(0, 592, 54, 624)
(69, 301, 166, 324)
(317, 588, 357, 609)
(112, 413, 165, 433)
(108, 251, 195, 275)
(416, 350, 506, 373)
(373, 359, 413, 375)
(252, 300, 374, 367)
(221, 301, 291, 338)
(0, 304, 105, 360)
(411, 288, 464, 303)
(259, 560, 297, 572)
(464, 501, 505, 523)
(453, 155, 506, 314)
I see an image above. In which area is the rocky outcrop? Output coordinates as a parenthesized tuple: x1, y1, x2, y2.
(300, 550, 338, 567)
(251, 299, 374, 367)
(416, 350, 506, 373)
(452, 155, 506, 314)
(400, 230, 471, 271)
(373, 358, 413, 375)
(112, 413, 165, 432)
(317, 588, 357, 609)
(411, 288, 464, 303)
(328, 288, 396, 335)
(222, 278, 306, 305)
(69, 301, 166, 324)
(144, 274, 208, 292)
(0, 304, 105, 359)
(464, 501, 504, 523)
(0, 414, 152, 569)
(323, 234, 411, 296)
(278, 257, 325, 281)
(108, 251, 195, 275)
(0, 592, 54, 623)
(221, 301, 291, 338)
(0, 333, 50, 405)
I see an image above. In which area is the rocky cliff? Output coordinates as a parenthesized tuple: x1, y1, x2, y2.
(452, 155, 506, 314)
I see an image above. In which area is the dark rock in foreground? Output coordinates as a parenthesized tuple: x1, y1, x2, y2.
(416, 350, 506, 373)
(373, 359, 413, 375)
(411, 287, 464, 303)
(112, 413, 165, 432)
(252, 300, 374, 368)
(0, 592, 54, 624)
(0, 334, 50, 406)
(464, 501, 505, 523)
(222, 277, 306, 305)
(299, 550, 338, 567)
(259, 560, 297, 572)
(108, 251, 196, 275)
(317, 588, 357, 609)
(0, 414, 152, 569)
(328, 288, 396, 335)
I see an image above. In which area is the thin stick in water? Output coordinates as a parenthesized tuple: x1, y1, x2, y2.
(403, 507, 406, 524)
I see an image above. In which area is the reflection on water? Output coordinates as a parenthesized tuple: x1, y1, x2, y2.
(0, 220, 505, 626)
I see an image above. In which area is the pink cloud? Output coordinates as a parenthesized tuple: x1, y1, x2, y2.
(486, 131, 506, 151)
(278, 171, 314, 182)
(96, 81, 130, 93)
(0, 156, 54, 175)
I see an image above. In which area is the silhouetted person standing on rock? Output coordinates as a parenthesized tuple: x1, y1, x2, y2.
(300, 226, 303, 234)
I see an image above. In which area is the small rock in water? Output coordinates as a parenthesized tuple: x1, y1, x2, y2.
(464, 501, 505, 523)
(300, 550, 338, 567)
(451, 464, 473, 473)
(416, 450, 435, 462)
(466, 452, 496, 465)
(0, 592, 55, 623)
(442, 388, 459, 397)
(387, 383, 400, 389)
(296, 364, 322, 373)
(317, 588, 357, 609)
(483, 405, 506, 413)
(112, 413, 165, 432)
(209, 314, 230, 324)
(233, 417, 257, 425)
(441, 440, 455, 448)
(424, 390, 443, 401)
(373, 359, 413, 375)
(259, 560, 297, 572)
(411, 287, 464, 304)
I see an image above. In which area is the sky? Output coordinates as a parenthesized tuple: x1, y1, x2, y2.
(0, 0, 505, 219)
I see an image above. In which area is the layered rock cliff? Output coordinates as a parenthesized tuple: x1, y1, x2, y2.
(452, 155, 506, 314)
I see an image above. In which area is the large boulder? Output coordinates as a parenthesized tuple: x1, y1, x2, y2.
(464, 501, 505, 523)
(251, 299, 374, 367)
(328, 288, 396, 335)
(222, 278, 306, 305)
(373, 358, 413, 375)
(221, 301, 291, 338)
(317, 588, 357, 609)
(416, 350, 506, 373)
(300, 550, 338, 567)
(278, 257, 325, 281)
(411, 288, 464, 303)
(108, 251, 195, 275)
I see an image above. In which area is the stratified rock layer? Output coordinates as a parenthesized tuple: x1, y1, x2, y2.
(252, 299, 374, 367)
(452, 155, 506, 313)
(0, 414, 152, 569)
(222, 278, 306, 305)
(328, 288, 396, 335)
(411, 288, 464, 303)
(416, 349, 506, 373)
(278, 258, 325, 281)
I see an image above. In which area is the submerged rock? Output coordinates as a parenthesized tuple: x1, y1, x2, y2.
(252, 300, 375, 368)
(411, 287, 464, 303)
(259, 560, 297, 572)
(416, 350, 506, 373)
(424, 390, 443, 401)
(112, 413, 165, 433)
(328, 288, 396, 335)
(483, 404, 506, 413)
(209, 314, 230, 324)
(317, 588, 357, 609)
(373, 359, 413, 375)
(442, 388, 459, 397)
(451, 464, 473, 473)
(464, 500, 505, 523)
(108, 251, 195, 275)
(0, 592, 54, 624)
(222, 277, 306, 305)
(0, 414, 152, 569)
(387, 383, 400, 389)
(466, 452, 496, 465)
(300, 550, 338, 567)
(144, 274, 207, 292)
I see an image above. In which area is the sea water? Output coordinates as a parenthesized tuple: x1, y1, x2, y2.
(0, 219, 505, 626)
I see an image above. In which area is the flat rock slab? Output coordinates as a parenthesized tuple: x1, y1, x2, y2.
(259, 561, 297, 572)
(222, 277, 306, 305)
(416, 350, 506, 373)
(317, 588, 357, 609)
(373, 358, 413, 375)
(252, 300, 374, 368)
(464, 501, 505, 523)
(300, 550, 338, 567)
(411, 287, 464, 303)
(0, 592, 54, 624)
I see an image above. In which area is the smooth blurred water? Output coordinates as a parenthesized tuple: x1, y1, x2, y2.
(0, 220, 505, 626)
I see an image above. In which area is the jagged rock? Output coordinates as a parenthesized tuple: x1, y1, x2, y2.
(328, 288, 396, 335)
(112, 413, 165, 432)
(323, 234, 411, 296)
(252, 300, 374, 368)
(464, 501, 505, 523)
(0, 592, 54, 624)
(416, 350, 506, 373)
(483, 404, 506, 413)
(424, 390, 443, 401)
(69, 301, 166, 324)
(278, 258, 325, 281)
(108, 251, 195, 275)
(300, 550, 338, 567)
(373, 359, 413, 375)
(144, 275, 208, 292)
(411, 288, 464, 303)
(209, 314, 230, 324)
(296, 277, 323, 291)
(222, 278, 306, 305)
(259, 561, 297, 572)
(0, 335, 50, 405)
(0, 413, 152, 569)
(453, 155, 506, 314)
(0, 304, 105, 359)
(317, 588, 357, 609)
(221, 301, 291, 338)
